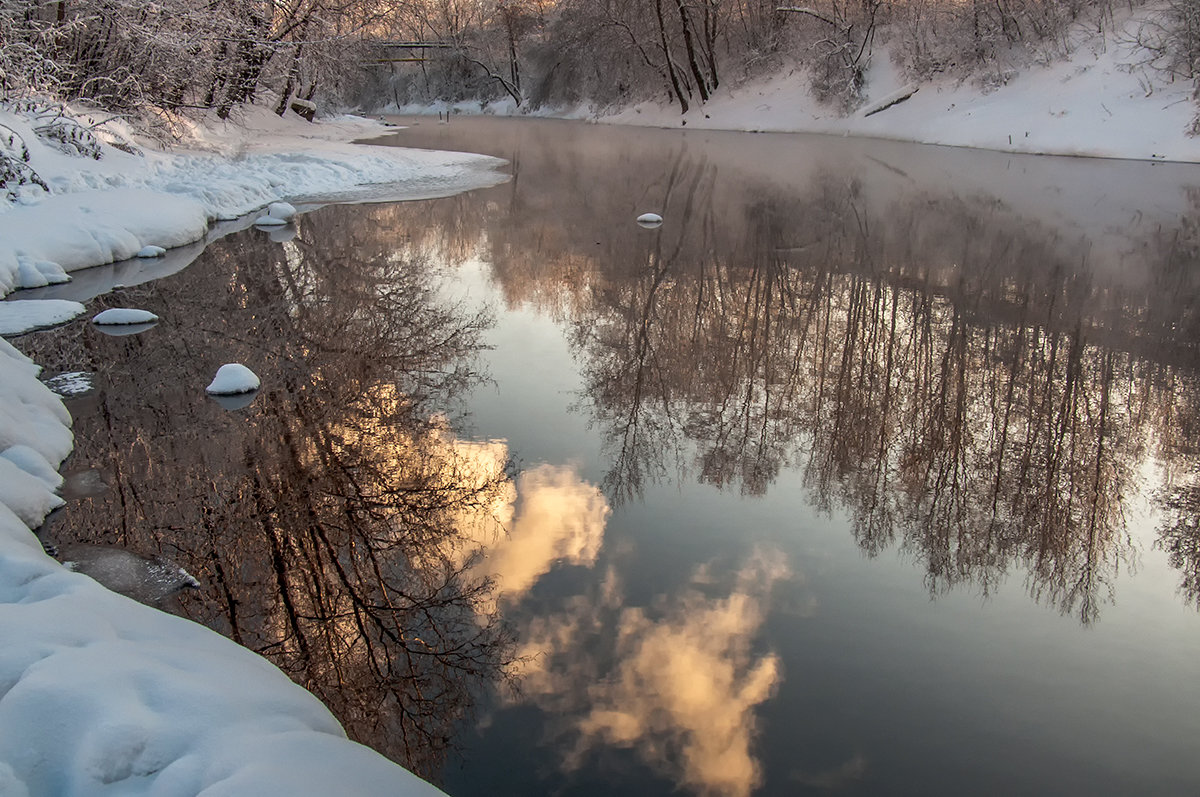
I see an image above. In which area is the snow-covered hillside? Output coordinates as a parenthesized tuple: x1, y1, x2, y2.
(401, 6, 1200, 164)
(0, 108, 507, 797)
(604, 26, 1200, 162)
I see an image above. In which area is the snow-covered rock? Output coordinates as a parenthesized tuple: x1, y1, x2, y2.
(637, 212, 663, 228)
(206, 363, 260, 395)
(92, 308, 159, 326)
(0, 300, 85, 336)
(254, 214, 288, 227)
(136, 245, 167, 258)
(267, 201, 297, 220)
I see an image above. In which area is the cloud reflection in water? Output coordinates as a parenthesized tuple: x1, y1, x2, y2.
(447, 449, 611, 607)
(517, 548, 790, 797)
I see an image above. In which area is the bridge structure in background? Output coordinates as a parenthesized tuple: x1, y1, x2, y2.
(367, 41, 456, 64)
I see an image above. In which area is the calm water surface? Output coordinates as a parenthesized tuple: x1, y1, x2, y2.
(25, 118, 1200, 795)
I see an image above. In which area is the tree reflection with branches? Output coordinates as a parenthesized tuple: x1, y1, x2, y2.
(33, 203, 516, 779)
(370, 120, 1200, 625)
(568, 173, 1156, 624)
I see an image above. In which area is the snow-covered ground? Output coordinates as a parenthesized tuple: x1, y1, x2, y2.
(603, 31, 1200, 162)
(0, 106, 507, 296)
(394, 7, 1200, 164)
(0, 107, 509, 796)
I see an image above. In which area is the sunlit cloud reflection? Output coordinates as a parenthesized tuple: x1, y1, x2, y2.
(518, 548, 790, 797)
(481, 463, 610, 598)
(444, 441, 611, 606)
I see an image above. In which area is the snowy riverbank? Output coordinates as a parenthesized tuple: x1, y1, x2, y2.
(0, 107, 507, 298)
(0, 107, 506, 796)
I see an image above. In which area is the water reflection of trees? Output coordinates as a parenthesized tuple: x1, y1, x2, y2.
(387, 121, 1200, 622)
(571, 181, 1167, 624)
(32, 204, 515, 779)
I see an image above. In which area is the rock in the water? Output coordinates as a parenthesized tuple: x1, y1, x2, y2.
(136, 245, 167, 258)
(267, 201, 297, 221)
(44, 372, 94, 397)
(253, 215, 288, 227)
(206, 363, 260, 395)
(58, 543, 200, 606)
(92, 308, 159, 325)
(637, 212, 663, 228)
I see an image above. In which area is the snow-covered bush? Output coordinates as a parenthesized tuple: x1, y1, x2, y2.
(0, 0, 382, 127)
(19, 102, 103, 160)
(0, 119, 48, 201)
(889, 0, 1127, 82)
(1132, 0, 1200, 133)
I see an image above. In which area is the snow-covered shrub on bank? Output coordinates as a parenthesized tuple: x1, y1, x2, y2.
(19, 102, 104, 160)
(0, 119, 48, 201)
(1132, 0, 1200, 132)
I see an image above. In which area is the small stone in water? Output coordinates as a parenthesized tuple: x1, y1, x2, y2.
(206, 363, 260, 395)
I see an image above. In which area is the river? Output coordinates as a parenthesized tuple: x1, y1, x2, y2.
(25, 117, 1200, 795)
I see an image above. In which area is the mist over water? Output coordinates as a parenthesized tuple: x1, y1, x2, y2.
(30, 119, 1200, 795)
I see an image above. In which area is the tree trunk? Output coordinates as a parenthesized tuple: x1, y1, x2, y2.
(276, 42, 305, 116)
(674, 0, 710, 102)
(655, 0, 690, 113)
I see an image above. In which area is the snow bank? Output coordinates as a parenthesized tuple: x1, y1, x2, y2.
(0, 529, 452, 796)
(0, 106, 508, 297)
(0, 300, 85, 336)
(0, 317, 449, 797)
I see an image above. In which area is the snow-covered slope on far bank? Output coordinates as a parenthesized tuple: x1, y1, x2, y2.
(603, 9, 1200, 162)
(614, 53, 1193, 163)
(0, 107, 508, 297)
(396, 7, 1199, 163)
